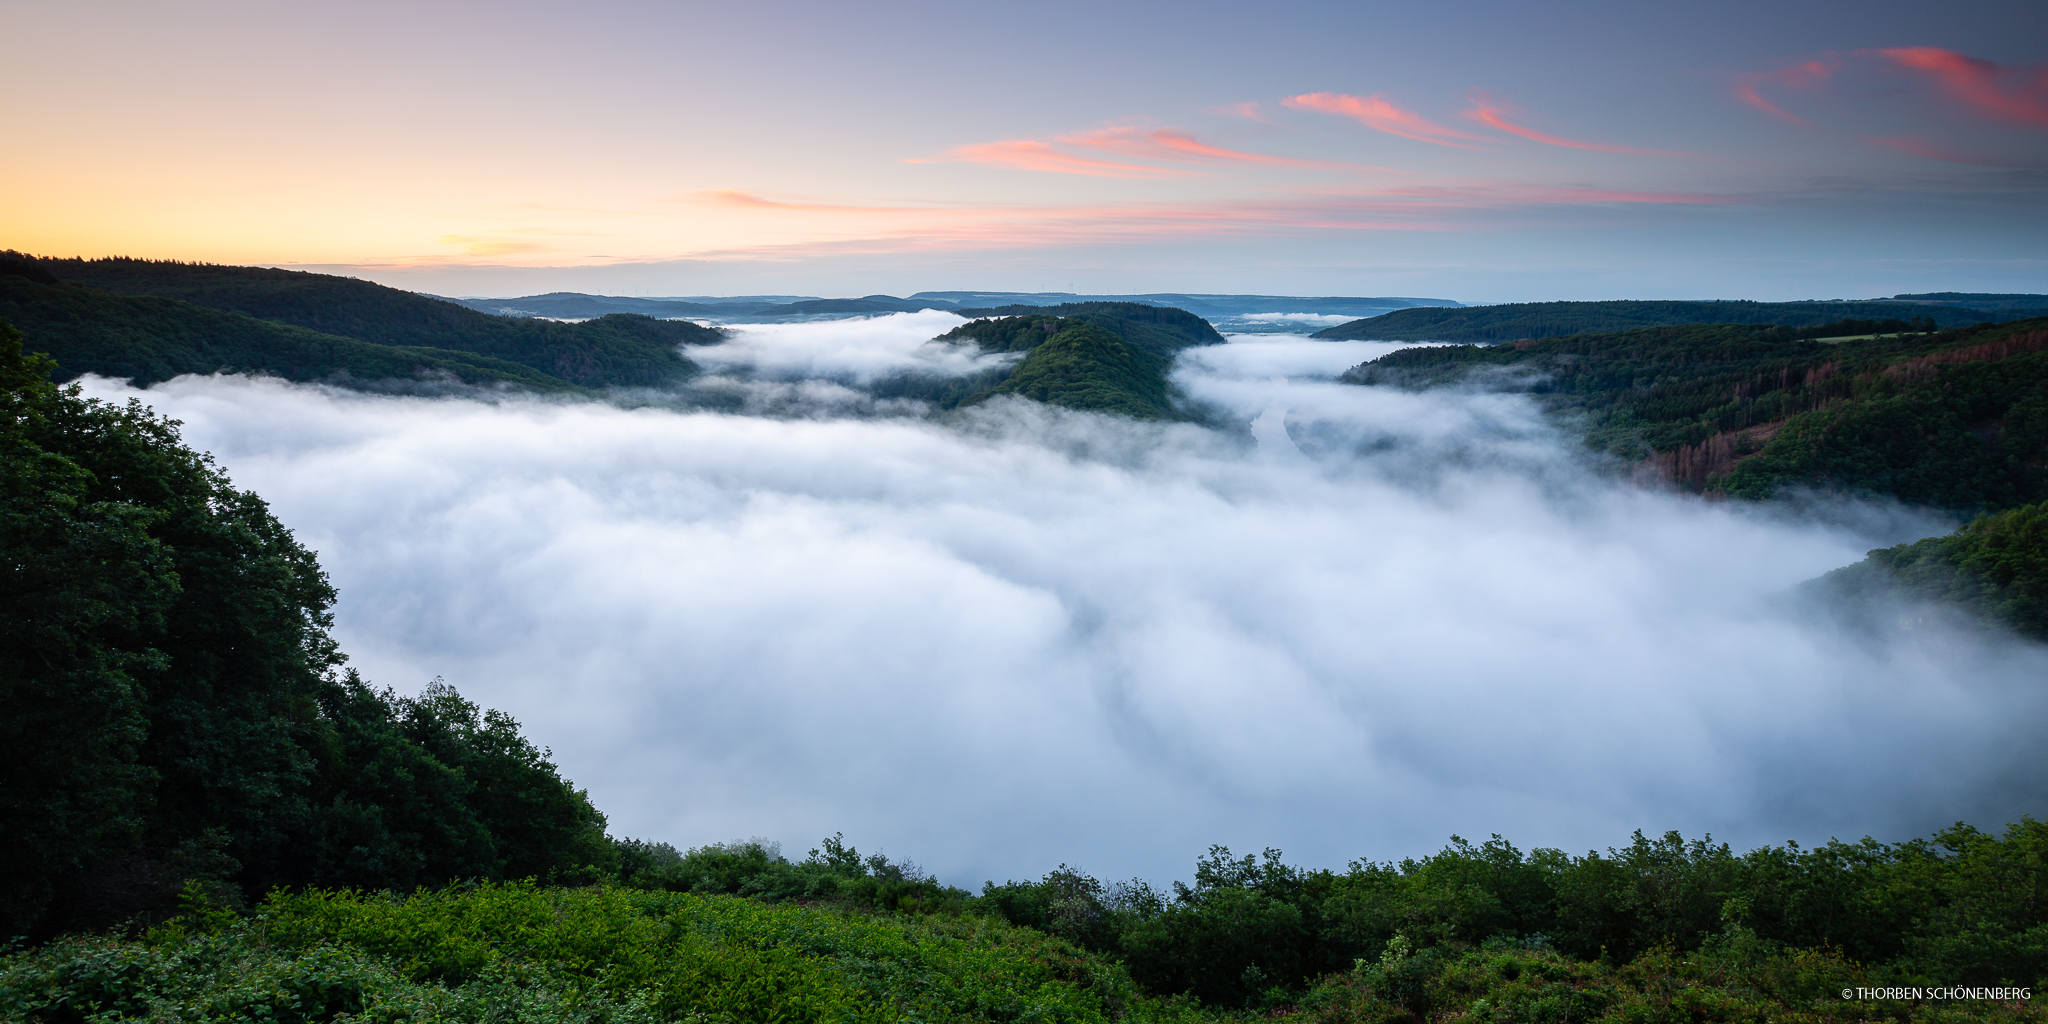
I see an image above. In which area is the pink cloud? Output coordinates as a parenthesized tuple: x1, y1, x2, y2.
(1462, 94, 1682, 155)
(1208, 101, 1273, 123)
(1878, 47, 2048, 127)
(912, 139, 1204, 178)
(1282, 92, 1494, 148)
(911, 124, 1389, 177)
(682, 179, 1744, 260)
(1380, 183, 1731, 206)
(698, 190, 923, 213)
(1055, 126, 1385, 170)
(1734, 58, 1840, 124)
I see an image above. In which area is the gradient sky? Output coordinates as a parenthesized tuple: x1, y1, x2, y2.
(7, 0, 2047, 300)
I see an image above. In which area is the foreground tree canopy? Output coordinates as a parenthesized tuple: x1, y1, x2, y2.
(0, 320, 612, 937)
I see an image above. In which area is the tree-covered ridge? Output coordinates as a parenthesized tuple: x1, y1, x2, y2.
(7, 252, 716, 388)
(977, 323, 1178, 419)
(0, 268, 581, 391)
(1715, 330, 2048, 511)
(1343, 317, 2048, 505)
(947, 301, 1226, 356)
(1312, 299, 2025, 343)
(1810, 503, 2048, 640)
(1341, 316, 2048, 639)
(0, 322, 611, 937)
(886, 307, 1215, 418)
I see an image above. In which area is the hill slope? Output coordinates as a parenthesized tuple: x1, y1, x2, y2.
(1343, 316, 2048, 637)
(14, 254, 715, 388)
(949, 301, 1225, 355)
(1, 269, 578, 391)
(1810, 502, 2048, 640)
(1313, 299, 2022, 343)
(907, 304, 1220, 417)
(978, 322, 1175, 419)
(1344, 316, 2048, 505)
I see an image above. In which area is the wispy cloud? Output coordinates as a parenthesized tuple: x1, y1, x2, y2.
(911, 139, 1205, 178)
(1207, 101, 1273, 123)
(914, 125, 1369, 177)
(1380, 183, 1731, 206)
(1734, 58, 1840, 125)
(1282, 92, 1494, 149)
(1462, 94, 1682, 156)
(1878, 48, 2048, 128)
(1736, 48, 2048, 133)
(677, 180, 1740, 260)
(698, 190, 931, 213)
(1055, 126, 1384, 170)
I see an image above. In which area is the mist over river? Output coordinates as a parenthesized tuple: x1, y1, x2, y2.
(79, 313, 2048, 884)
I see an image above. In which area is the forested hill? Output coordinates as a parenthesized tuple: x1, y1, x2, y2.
(889, 304, 1222, 418)
(949, 301, 1225, 355)
(6, 252, 716, 388)
(1345, 316, 2048, 506)
(981, 322, 1176, 419)
(1312, 298, 2031, 343)
(1, 262, 579, 391)
(1345, 316, 2048, 638)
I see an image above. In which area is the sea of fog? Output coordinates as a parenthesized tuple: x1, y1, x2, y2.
(78, 310, 2048, 885)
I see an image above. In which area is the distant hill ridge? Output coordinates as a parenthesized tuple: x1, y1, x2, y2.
(1889, 292, 2048, 310)
(438, 289, 1463, 326)
(1313, 298, 2044, 343)
(4, 253, 718, 388)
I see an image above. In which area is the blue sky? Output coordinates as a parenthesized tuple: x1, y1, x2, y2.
(7, 0, 2046, 300)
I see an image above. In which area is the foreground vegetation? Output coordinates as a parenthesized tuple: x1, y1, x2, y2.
(6, 825, 2043, 1024)
(0, 322, 613, 937)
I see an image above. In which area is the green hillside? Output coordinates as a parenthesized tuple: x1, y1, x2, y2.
(1313, 299, 2020, 343)
(1, 269, 579, 391)
(872, 306, 1218, 418)
(979, 322, 1176, 418)
(1344, 317, 2048, 506)
(950, 301, 1225, 355)
(12, 253, 716, 388)
(1811, 503, 2048, 640)
(1343, 316, 2048, 637)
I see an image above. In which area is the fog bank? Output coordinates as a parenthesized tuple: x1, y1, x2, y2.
(79, 318, 2048, 885)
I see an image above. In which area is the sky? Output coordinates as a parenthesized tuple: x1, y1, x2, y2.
(7, 0, 2048, 301)
(73, 323, 2048, 884)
